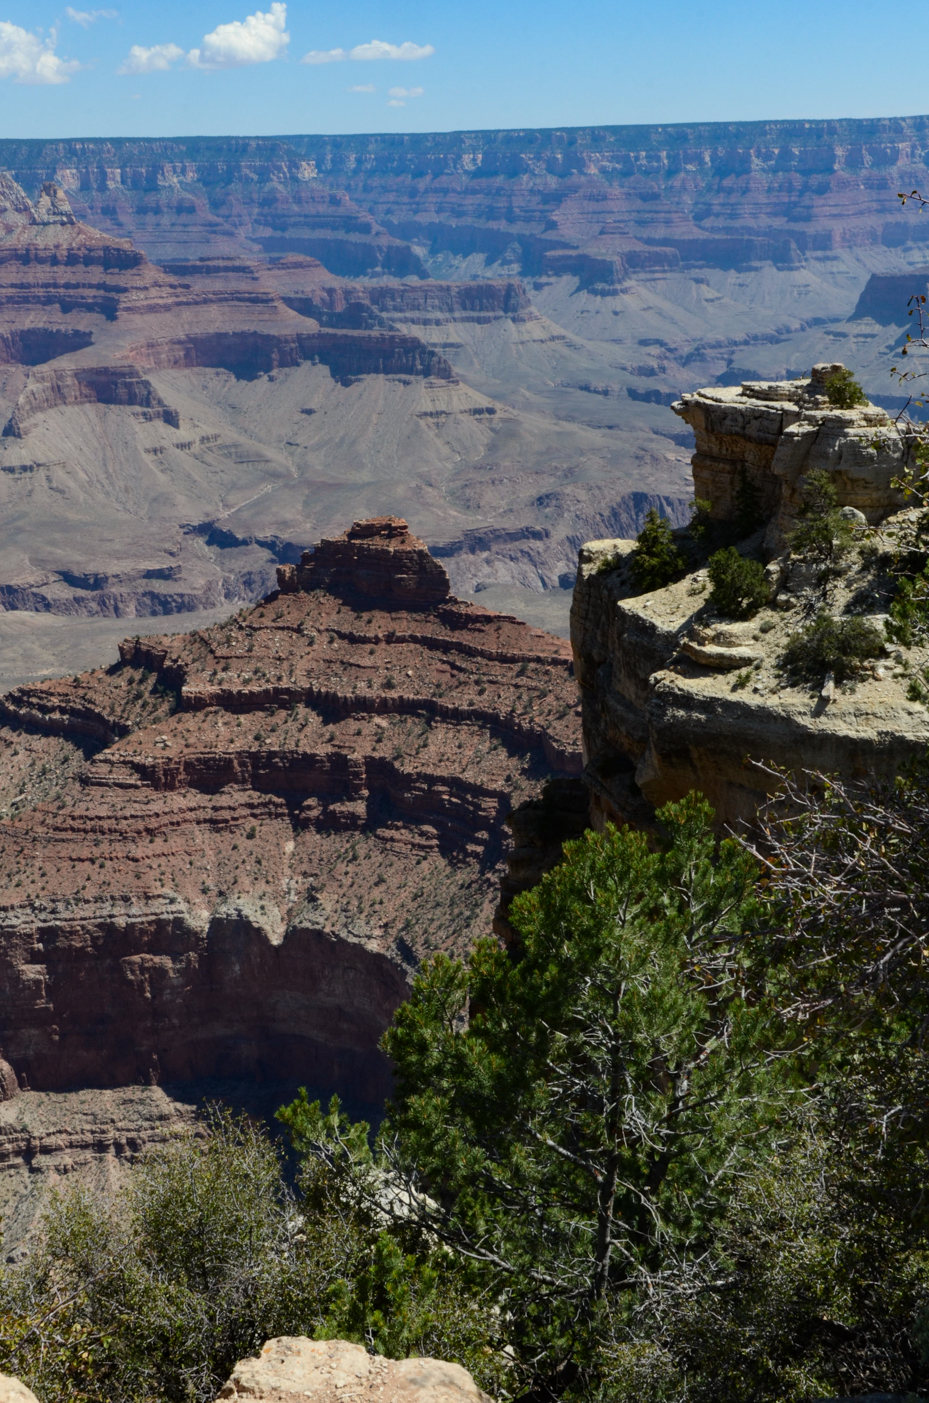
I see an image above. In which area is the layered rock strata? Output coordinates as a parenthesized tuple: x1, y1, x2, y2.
(673, 363, 910, 550)
(278, 516, 451, 605)
(5, 121, 929, 276)
(572, 369, 929, 828)
(0, 1085, 197, 1254)
(0, 520, 580, 1101)
(0, 173, 691, 633)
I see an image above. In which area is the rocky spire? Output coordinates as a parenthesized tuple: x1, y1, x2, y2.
(31, 182, 76, 227)
(0, 172, 35, 227)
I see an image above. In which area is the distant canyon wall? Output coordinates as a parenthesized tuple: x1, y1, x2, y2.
(2, 119, 929, 274)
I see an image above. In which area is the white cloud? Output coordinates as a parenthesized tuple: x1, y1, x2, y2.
(301, 47, 346, 64)
(118, 41, 184, 73)
(350, 39, 433, 61)
(349, 83, 375, 92)
(188, 2, 289, 69)
(387, 84, 424, 107)
(66, 7, 117, 26)
(0, 22, 79, 83)
(302, 38, 433, 64)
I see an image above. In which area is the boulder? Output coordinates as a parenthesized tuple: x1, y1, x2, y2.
(216, 1337, 493, 1403)
(680, 639, 763, 670)
(0, 1375, 40, 1403)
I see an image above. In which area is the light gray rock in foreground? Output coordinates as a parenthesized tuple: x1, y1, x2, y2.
(0, 1375, 40, 1403)
(216, 1338, 493, 1403)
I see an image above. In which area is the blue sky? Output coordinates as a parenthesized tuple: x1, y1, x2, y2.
(0, 0, 922, 139)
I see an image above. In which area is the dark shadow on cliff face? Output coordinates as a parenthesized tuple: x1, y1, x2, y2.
(1, 328, 95, 365)
(160, 1076, 386, 1143)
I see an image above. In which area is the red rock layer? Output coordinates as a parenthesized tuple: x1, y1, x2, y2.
(0, 523, 581, 1100)
(280, 517, 451, 607)
(0, 181, 455, 386)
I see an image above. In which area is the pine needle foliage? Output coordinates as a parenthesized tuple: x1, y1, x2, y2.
(789, 469, 855, 573)
(782, 611, 883, 684)
(707, 547, 769, 619)
(282, 796, 787, 1400)
(630, 508, 685, 592)
(824, 367, 868, 409)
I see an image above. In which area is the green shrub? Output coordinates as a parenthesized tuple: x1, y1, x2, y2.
(687, 497, 714, 542)
(824, 366, 868, 409)
(283, 796, 777, 1403)
(887, 563, 929, 647)
(782, 611, 883, 684)
(0, 1108, 509, 1403)
(630, 508, 685, 592)
(707, 547, 769, 619)
(666, 1092, 929, 1403)
(789, 469, 855, 572)
(0, 1111, 337, 1403)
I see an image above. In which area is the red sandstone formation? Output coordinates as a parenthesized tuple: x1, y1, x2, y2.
(1, 174, 653, 633)
(0, 520, 581, 1102)
(279, 517, 452, 606)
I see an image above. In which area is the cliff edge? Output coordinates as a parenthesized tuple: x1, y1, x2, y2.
(572, 364, 929, 828)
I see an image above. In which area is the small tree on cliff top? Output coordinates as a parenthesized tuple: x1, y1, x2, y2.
(280, 794, 787, 1399)
(630, 508, 685, 592)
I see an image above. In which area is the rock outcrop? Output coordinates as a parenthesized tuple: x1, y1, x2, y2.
(4, 365, 181, 437)
(279, 517, 451, 606)
(0, 521, 580, 1100)
(217, 1338, 491, 1403)
(282, 275, 538, 329)
(673, 363, 909, 549)
(572, 367, 929, 829)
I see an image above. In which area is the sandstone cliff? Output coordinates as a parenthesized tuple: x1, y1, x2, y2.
(572, 365, 929, 828)
(673, 362, 909, 549)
